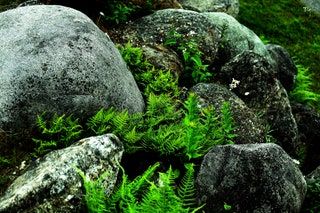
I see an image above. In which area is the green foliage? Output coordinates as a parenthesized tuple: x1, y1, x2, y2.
(77, 169, 109, 213)
(32, 113, 82, 156)
(165, 31, 212, 84)
(101, 0, 136, 25)
(0, 156, 10, 166)
(302, 178, 320, 212)
(290, 64, 320, 110)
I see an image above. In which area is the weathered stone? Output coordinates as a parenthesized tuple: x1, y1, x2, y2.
(0, 134, 123, 213)
(300, 0, 320, 15)
(109, 9, 220, 65)
(266, 44, 297, 92)
(291, 102, 320, 174)
(196, 143, 307, 213)
(202, 12, 273, 68)
(129, 0, 182, 10)
(141, 45, 183, 77)
(191, 83, 266, 144)
(0, 5, 144, 145)
(179, 0, 239, 17)
(220, 50, 299, 155)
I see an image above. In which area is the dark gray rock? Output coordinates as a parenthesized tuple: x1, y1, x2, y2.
(220, 50, 299, 155)
(196, 143, 307, 213)
(179, 0, 239, 17)
(0, 5, 144, 145)
(109, 9, 221, 65)
(291, 102, 320, 174)
(191, 83, 267, 144)
(202, 12, 274, 68)
(0, 134, 123, 213)
(266, 44, 297, 92)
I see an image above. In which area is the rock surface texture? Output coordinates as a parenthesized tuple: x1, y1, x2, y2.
(220, 51, 299, 155)
(301, 0, 320, 15)
(191, 83, 266, 144)
(196, 143, 307, 213)
(0, 134, 123, 213)
(179, 0, 239, 17)
(0, 5, 144, 144)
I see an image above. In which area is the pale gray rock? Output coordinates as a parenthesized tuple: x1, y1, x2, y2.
(179, 0, 239, 17)
(0, 5, 144, 145)
(191, 83, 267, 144)
(0, 134, 123, 213)
(196, 143, 307, 213)
(202, 12, 273, 68)
(301, 0, 320, 15)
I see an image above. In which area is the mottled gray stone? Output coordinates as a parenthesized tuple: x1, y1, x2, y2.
(191, 83, 267, 144)
(301, 0, 320, 15)
(196, 143, 307, 213)
(202, 12, 273, 67)
(0, 5, 144, 145)
(266, 44, 297, 92)
(0, 134, 123, 213)
(220, 50, 299, 155)
(109, 9, 221, 65)
(179, 0, 239, 17)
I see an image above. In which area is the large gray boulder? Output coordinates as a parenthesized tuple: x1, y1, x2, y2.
(191, 83, 267, 144)
(179, 0, 239, 17)
(301, 0, 320, 15)
(109, 9, 221, 65)
(196, 143, 307, 212)
(0, 5, 144, 144)
(219, 50, 299, 155)
(0, 134, 123, 212)
(202, 12, 273, 67)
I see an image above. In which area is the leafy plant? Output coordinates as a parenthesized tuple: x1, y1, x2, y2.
(290, 64, 320, 110)
(302, 178, 320, 212)
(102, 0, 136, 25)
(165, 30, 212, 85)
(32, 113, 82, 156)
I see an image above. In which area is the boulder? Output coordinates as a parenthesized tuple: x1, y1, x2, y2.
(300, 0, 320, 15)
(291, 102, 320, 174)
(179, 0, 239, 17)
(191, 83, 267, 144)
(219, 50, 299, 155)
(202, 12, 273, 68)
(0, 5, 144, 145)
(196, 143, 307, 212)
(266, 44, 297, 92)
(0, 134, 123, 212)
(109, 9, 221, 65)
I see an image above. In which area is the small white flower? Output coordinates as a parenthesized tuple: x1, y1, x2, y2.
(99, 12, 105, 16)
(292, 159, 300, 165)
(19, 161, 26, 170)
(244, 92, 250, 96)
(229, 78, 240, 90)
(188, 30, 196, 36)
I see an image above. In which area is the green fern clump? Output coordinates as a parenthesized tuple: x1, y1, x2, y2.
(290, 64, 320, 110)
(32, 113, 82, 156)
(165, 31, 212, 85)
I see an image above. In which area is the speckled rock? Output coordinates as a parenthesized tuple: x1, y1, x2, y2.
(191, 83, 266, 144)
(109, 9, 220, 65)
(266, 44, 297, 92)
(219, 50, 299, 155)
(0, 134, 123, 213)
(301, 0, 320, 15)
(0, 5, 144, 145)
(202, 12, 273, 68)
(196, 143, 307, 213)
(179, 0, 239, 17)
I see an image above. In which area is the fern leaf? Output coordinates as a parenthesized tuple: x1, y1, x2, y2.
(178, 164, 198, 210)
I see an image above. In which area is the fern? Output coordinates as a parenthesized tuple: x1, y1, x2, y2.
(220, 102, 236, 145)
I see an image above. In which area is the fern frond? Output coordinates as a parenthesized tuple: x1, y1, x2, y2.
(87, 108, 115, 135)
(178, 164, 198, 210)
(220, 102, 236, 144)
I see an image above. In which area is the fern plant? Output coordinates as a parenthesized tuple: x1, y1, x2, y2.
(32, 113, 82, 156)
(164, 30, 212, 85)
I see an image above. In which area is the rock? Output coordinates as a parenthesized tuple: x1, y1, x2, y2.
(196, 143, 307, 213)
(300, 0, 320, 15)
(0, 134, 123, 213)
(291, 102, 320, 174)
(179, 0, 239, 17)
(202, 12, 273, 68)
(191, 83, 267, 144)
(109, 9, 221, 65)
(266, 44, 297, 92)
(128, 0, 182, 10)
(220, 50, 299, 155)
(302, 165, 320, 212)
(306, 165, 320, 180)
(141, 45, 183, 77)
(0, 5, 144, 145)
(17, 0, 42, 7)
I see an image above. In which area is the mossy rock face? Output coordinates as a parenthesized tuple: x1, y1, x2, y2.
(109, 9, 221, 65)
(0, 5, 144, 147)
(191, 82, 267, 145)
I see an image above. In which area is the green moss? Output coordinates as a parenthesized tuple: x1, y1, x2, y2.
(238, 0, 320, 90)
